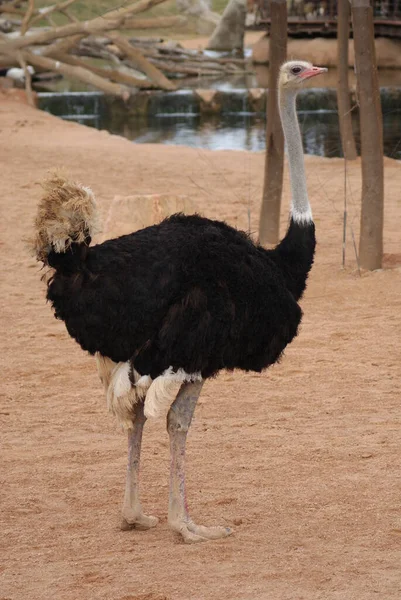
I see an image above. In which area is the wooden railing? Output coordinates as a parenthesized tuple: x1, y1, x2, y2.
(248, 0, 401, 34)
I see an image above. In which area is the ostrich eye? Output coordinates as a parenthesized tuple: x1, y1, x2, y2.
(291, 66, 302, 75)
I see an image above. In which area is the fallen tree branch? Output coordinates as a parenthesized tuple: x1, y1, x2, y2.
(40, 32, 85, 56)
(0, 4, 24, 16)
(0, 0, 245, 94)
(29, 0, 78, 28)
(16, 48, 35, 105)
(124, 15, 187, 29)
(0, 0, 169, 53)
(20, 0, 34, 35)
(55, 52, 155, 89)
(141, 47, 244, 71)
(106, 31, 176, 91)
(144, 57, 224, 76)
(22, 50, 131, 98)
(60, 7, 79, 24)
(72, 37, 124, 61)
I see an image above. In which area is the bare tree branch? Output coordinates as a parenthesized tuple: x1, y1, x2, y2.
(29, 0, 79, 28)
(16, 48, 35, 105)
(106, 32, 176, 91)
(0, 0, 169, 53)
(22, 49, 131, 98)
(20, 0, 34, 36)
(54, 52, 155, 89)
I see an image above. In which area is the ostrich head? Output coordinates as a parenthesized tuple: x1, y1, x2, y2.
(279, 61, 327, 90)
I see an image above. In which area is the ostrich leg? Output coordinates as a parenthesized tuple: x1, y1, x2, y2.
(167, 381, 233, 543)
(121, 401, 159, 531)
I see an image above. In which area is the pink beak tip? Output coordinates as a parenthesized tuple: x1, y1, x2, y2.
(302, 66, 328, 79)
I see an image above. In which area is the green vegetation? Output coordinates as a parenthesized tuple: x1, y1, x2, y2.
(32, 0, 229, 40)
(212, 0, 228, 13)
(35, 0, 229, 22)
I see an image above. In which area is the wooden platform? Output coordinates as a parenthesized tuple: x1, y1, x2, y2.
(248, 17, 401, 39)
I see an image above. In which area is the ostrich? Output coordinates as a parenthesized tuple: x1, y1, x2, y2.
(31, 60, 326, 543)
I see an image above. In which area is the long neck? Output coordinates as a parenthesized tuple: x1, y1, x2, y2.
(279, 88, 312, 224)
(267, 86, 316, 302)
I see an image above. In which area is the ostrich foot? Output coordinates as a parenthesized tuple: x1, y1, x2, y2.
(121, 509, 159, 531)
(169, 518, 233, 544)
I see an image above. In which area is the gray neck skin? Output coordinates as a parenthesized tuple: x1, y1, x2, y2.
(279, 88, 312, 223)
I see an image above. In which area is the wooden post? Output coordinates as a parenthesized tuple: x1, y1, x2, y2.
(352, 0, 384, 270)
(337, 0, 357, 160)
(259, 0, 287, 246)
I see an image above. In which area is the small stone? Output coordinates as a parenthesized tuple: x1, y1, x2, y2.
(233, 518, 243, 526)
(361, 452, 373, 459)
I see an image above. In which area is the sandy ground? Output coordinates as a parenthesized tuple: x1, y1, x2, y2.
(1, 97, 401, 600)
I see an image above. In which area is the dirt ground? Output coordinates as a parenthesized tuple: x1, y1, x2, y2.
(1, 97, 401, 600)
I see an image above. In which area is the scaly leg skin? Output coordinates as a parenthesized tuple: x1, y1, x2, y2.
(167, 381, 233, 544)
(121, 401, 158, 531)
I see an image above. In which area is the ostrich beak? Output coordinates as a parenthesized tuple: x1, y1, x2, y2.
(300, 66, 328, 80)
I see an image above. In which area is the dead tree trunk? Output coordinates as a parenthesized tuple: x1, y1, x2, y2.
(259, 0, 287, 246)
(337, 0, 357, 160)
(352, 0, 384, 270)
(206, 0, 246, 51)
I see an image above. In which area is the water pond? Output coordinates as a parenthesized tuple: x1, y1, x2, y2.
(38, 84, 401, 159)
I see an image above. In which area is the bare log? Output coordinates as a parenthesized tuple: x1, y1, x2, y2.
(140, 46, 245, 68)
(55, 53, 155, 89)
(0, 5, 23, 16)
(29, 0, 78, 28)
(0, 0, 169, 53)
(0, 1, 25, 17)
(144, 57, 223, 76)
(41, 33, 85, 56)
(107, 32, 176, 90)
(0, 0, 246, 93)
(22, 50, 131, 98)
(20, 0, 34, 35)
(16, 49, 34, 105)
(73, 37, 123, 61)
(124, 15, 187, 29)
(61, 8, 79, 24)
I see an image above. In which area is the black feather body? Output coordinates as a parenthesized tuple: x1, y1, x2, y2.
(46, 214, 315, 380)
